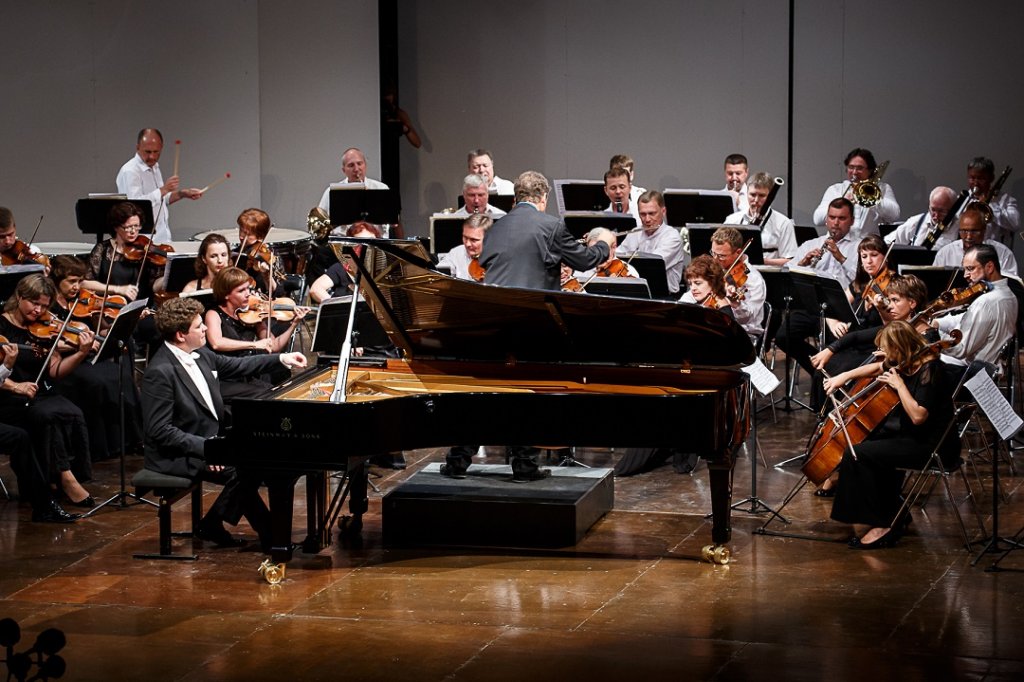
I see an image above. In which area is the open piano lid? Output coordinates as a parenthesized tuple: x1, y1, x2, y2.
(331, 239, 755, 369)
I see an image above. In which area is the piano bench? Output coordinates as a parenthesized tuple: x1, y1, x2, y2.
(131, 470, 203, 562)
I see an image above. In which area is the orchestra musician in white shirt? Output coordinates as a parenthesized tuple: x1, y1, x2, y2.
(812, 147, 899, 237)
(725, 171, 798, 266)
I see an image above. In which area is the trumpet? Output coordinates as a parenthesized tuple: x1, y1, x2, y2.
(851, 160, 889, 208)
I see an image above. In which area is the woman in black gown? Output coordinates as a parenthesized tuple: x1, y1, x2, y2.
(0, 274, 97, 507)
(823, 320, 955, 548)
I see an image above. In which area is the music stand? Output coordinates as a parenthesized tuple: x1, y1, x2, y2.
(84, 298, 156, 517)
(562, 212, 638, 240)
(581, 278, 651, 299)
(161, 253, 200, 293)
(879, 222, 901, 240)
(663, 190, 734, 226)
(179, 288, 216, 311)
(75, 197, 154, 242)
(312, 295, 389, 358)
(0, 264, 46, 301)
(626, 254, 670, 299)
(898, 266, 966, 300)
(793, 225, 820, 246)
(428, 215, 466, 255)
(328, 187, 401, 225)
(456, 194, 514, 213)
(889, 245, 937, 269)
(553, 180, 607, 214)
(686, 226, 765, 264)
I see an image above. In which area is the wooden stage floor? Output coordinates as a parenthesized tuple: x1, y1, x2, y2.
(2, 406, 1023, 681)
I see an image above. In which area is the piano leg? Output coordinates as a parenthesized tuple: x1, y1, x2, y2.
(266, 476, 298, 563)
(707, 460, 734, 547)
(304, 471, 330, 554)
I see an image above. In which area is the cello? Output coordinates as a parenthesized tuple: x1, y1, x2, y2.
(801, 331, 961, 485)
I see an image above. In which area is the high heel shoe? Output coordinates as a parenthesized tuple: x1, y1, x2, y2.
(67, 494, 96, 509)
(849, 525, 904, 550)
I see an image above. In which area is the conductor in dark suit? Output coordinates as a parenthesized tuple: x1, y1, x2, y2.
(140, 297, 307, 548)
(479, 170, 609, 290)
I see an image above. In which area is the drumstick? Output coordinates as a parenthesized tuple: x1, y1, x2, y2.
(173, 139, 181, 178)
(199, 172, 231, 195)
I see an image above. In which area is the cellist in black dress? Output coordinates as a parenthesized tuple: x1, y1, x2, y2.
(822, 321, 955, 549)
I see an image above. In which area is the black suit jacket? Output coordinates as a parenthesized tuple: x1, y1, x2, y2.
(479, 202, 608, 290)
(141, 345, 283, 478)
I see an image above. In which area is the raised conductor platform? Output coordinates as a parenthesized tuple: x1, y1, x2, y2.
(382, 463, 614, 548)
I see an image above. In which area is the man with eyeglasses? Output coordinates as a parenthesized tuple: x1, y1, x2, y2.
(812, 147, 900, 238)
(709, 226, 766, 341)
(933, 206, 1018, 276)
(884, 186, 960, 249)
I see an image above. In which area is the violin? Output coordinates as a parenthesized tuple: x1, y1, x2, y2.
(596, 258, 634, 279)
(70, 289, 128, 321)
(468, 257, 486, 283)
(123, 235, 175, 267)
(861, 268, 893, 313)
(0, 335, 44, 358)
(722, 238, 753, 302)
(26, 312, 92, 347)
(909, 281, 992, 327)
(236, 297, 311, 326)
(1, 240, 50, 270)
(801, 332, 961, 485)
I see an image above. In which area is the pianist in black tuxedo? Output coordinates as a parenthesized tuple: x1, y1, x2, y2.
(479, 170, 608, 290)
(140, 297, 307, 548)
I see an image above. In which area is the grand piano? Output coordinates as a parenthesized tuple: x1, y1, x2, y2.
(207, 238, 754, 564)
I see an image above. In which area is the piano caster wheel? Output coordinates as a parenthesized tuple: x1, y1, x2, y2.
(340, 515, 363, 536)
(258, 559, 287, 585)
(701, 544, 731, 565)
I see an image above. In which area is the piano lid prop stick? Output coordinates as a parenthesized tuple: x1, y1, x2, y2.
(173, 139, 181, 178)
(199, 172, 231, 195)
(329, 283, 361, 404)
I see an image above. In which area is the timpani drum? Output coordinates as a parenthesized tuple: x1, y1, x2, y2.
(190, 227, 312, 275)
(34, 242, 95, 260)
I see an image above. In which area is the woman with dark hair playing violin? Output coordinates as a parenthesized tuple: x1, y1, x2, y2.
(821, 320, 956, 549)
(49, 255, 144, 461)
(0, 274, 97, 508)
(204, 267, 309, 400)
(825, 234, 894, 340)
(81, 201, 164, 303)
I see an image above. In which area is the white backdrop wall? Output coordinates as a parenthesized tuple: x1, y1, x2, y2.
(398, 0, 1024, 259)
(0, 0, 379, 241)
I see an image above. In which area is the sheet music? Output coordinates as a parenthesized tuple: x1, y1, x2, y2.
(965, 370, 1023, 441)
(742, 358, 781, 396)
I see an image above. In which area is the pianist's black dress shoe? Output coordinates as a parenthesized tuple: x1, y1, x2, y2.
(67, 495, 96, 509)
(195, 522, 247, 548)
(439, 464, 467, 479)
(511, 468, 552, 483)
(32, 499, 80, 523)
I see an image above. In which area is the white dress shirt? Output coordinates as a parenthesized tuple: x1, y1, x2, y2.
(983, 193, 1021, 243)
(933, 239, 1018, 277)
(318, 178, 390, 213)
(116, 154, 172, 243)
(812, 181, 900, 238)
(725, 209, 798, 260)
(790, 232, 859, 287)
(164, 342, 218, 419)
(489, 176, 515, 195)
(616, 223, 687, 293)
(728, 263, 767, 339)
(449, 204, 506, 218)
(443, 245, 474, 280)
(884, 212, 959, 250)
(723, 183, 749, 215)
(937, 278, 1018, 365)
(604, 202, 640, 226)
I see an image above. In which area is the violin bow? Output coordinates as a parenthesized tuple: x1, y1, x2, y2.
(33, 306, 82, 386)
(26, 215, 44, 247)
(722, 238, 754, 281)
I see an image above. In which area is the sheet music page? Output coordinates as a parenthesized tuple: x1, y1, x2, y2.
(965, 370, 1023, 441)
(742, 358, 781, 396)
